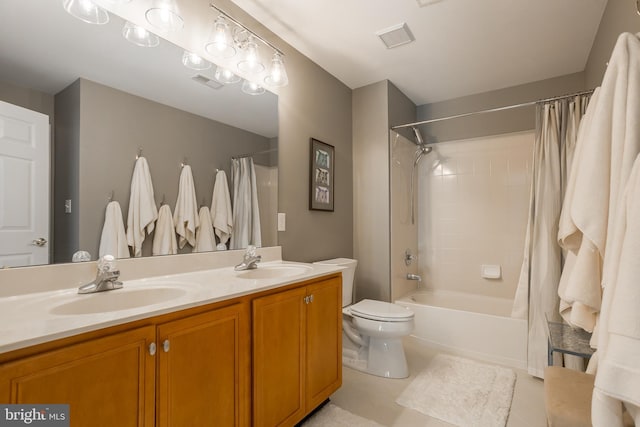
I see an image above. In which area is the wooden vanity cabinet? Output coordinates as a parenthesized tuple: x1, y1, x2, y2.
(252, 275, 342, 426)
(0, 326, 156, 427)
(156, 302, 250, 427)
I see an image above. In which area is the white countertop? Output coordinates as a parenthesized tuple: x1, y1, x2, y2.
(0, 260, 343, 354)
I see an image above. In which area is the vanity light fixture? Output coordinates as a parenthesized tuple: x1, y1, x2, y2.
(182, 51, 211, 70)
(63, 0, 109, 25)
(145, 0, 184, 32)
(208, 3, 288, 90)
(237, 36, 265, 75)
(122, 21, 160, 47)
(214, 66, 241, 84)
(205, 16, 236, 58)
(264, 52, 288, 87)
(241, 79, 265, 96)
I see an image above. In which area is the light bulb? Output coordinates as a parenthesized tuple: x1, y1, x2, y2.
(264, 52, 288, 87)
(145, 0, 183, 32)
(214, 66, 240, 84)
(237, 37, 264, 75)
(205, 16, 236, 59)
(63, 0, 109, 25)
(182, 51, 211, 70)
(241, 79, 265, 96)
(122, 22, 160, 47)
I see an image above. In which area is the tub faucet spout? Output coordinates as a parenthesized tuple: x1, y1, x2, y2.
(406, 274, 422, 282)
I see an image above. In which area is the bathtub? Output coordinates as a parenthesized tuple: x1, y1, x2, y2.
(395, 290, 527, 369)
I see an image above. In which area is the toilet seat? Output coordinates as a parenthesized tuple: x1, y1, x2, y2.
(348, 299, 414, 322)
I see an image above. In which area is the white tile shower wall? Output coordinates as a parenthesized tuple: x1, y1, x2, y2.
(418, 131, 534, 299)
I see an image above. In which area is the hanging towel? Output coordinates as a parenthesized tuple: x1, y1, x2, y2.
(195, 206, 216, 252)
(593, 155, 640, 426)
(211, 170, 233, 245)
(99, 201, 130, 259)
(173, 165, 199, 249)
(152, 204, 177, 256)
(126, 156, 158, 257)
(230, 157, 262, 250)
(589, 33, 640, 427)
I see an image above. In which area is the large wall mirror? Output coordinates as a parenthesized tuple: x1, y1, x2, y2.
(0, 1, 279, 268)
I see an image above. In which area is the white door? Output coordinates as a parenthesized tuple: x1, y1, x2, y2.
(0, 100, 50, 267)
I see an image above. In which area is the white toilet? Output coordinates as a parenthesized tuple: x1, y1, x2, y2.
(314, 258, 414, 379)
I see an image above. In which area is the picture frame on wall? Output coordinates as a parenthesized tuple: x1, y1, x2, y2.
(309, 138, 335, 211)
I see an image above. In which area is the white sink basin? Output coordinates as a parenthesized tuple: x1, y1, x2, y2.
(50, 286, 188, 315)
(236, 265, 312, 280)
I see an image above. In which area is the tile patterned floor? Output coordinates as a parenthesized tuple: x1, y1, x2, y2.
(329, 337, 547, 427)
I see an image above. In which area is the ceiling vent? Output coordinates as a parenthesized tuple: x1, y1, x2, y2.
(191, 74, 223, 90)
(376, 23, 415, 49)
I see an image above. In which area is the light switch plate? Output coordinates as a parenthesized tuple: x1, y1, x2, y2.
(277, 213, 286, 231)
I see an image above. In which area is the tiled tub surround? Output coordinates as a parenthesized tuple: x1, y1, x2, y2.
(418, 131, 534, 299)
(0, 247, 343, 353)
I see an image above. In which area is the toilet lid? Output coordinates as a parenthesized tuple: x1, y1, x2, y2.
(349, 299, 414, 322)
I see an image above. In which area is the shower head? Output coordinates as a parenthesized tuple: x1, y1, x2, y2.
(412, 126, 424, 145)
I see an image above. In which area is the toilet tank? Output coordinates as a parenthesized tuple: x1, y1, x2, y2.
(313, 258, 357, 307)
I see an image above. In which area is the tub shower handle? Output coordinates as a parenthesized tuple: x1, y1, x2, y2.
(405, 249, 416, 266)
(407, 274, 422, 282)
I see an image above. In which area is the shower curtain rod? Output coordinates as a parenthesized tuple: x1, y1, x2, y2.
(391, 89, 595, 130)
(231, 148, 277, 160)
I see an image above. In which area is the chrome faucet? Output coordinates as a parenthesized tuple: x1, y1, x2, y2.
(406, 273, 422, 282)
(234, 245, 262, 271)
(78, 255, 123, 294)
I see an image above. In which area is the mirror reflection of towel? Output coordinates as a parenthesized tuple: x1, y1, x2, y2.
(126, 157, 158, 257)
(211, 170, 233, 245)
(173, 165, 199, 249)
(195, 206, 215, 252)
(153, 204, 177, 256)
(99, 201, 130, 259)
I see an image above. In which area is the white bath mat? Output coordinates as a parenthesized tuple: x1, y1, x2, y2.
(396, 354, 516, 427)
(302, 403, 384, 427)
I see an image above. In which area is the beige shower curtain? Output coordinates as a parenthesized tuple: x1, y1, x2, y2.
(512, 95, 590, 378)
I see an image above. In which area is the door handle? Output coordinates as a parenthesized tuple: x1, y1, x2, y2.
(31, 238, 48, 247)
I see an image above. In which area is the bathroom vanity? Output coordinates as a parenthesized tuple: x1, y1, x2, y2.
(0, 251, 342, 427)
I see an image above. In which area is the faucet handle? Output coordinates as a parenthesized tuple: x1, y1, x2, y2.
(245, 245, 257, 257)
(97, 255, 117, 273)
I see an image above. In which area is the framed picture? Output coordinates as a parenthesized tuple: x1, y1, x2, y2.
(309, 138, 335, 211)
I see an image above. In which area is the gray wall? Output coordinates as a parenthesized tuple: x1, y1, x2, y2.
(209, 1, 354, 264)
(55, 78, 272, 261)
(585, 0, 640, 88)
(416, 72, 586, 142)
(352, 81, 416, 302)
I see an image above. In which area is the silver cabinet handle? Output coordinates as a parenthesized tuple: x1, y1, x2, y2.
(163, 339, 170, 352)
(31, 238, 48, 247)
(149, 342, 157, 356)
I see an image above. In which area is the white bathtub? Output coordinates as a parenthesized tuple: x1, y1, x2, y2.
(395, 290, 527, 369)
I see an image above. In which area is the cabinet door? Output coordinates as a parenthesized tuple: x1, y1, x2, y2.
(0, 326, 155, 427)
(253, 287, 307, 427)
(305, 277, 342, 411)
(157, 303, 249, 427)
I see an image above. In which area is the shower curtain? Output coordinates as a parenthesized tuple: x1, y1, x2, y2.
(511, 95, 590, 378)
(230, 157, 262, 250)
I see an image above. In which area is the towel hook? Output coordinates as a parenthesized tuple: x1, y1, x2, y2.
(108, 190, 114, 202)
(181, 157, 188, 168)
(160, 194, 166, 206)
(637, 0, 640, 16)
(136, 147, 143, 159)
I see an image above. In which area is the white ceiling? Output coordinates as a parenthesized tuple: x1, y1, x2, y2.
(231, 0, 609, 105)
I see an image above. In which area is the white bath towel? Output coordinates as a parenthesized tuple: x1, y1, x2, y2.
(210, 170, 233, 245)
(98, 201, 130, 259)
(173, 165, 199, 249)
(557, 89, 602, 332)
(126, 157, 158, 257)
(593, 154, 640, 426)
(557, 32, 640, 340)
(195, 206, 216, 252)
(152, 204, 177, 256)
